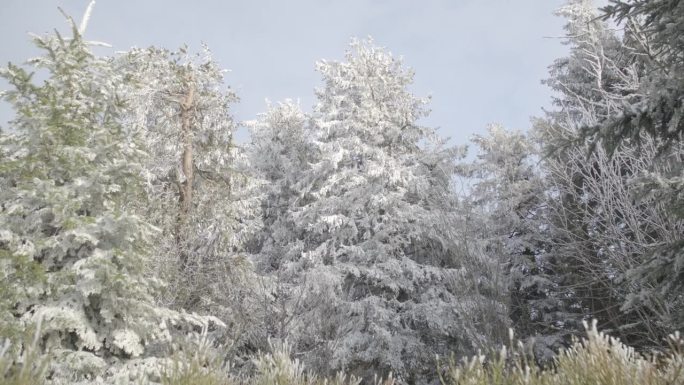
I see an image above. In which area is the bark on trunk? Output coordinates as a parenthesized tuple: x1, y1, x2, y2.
(176, 74, 195, 268)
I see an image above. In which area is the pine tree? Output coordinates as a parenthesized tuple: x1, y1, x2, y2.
(465, 125, 554, 344)
(599, 0, 684, 338)
(248, 101, 317, 274)
(534, 0, 683, 348)
(0, 10, 217, 381)
(119, 45, 263, 354)
(595, 0, 684, 152)
(247, 101, 320, 349)
(258, 39, 509, 384)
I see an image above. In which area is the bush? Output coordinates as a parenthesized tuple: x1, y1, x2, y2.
(439, 321, 684, 385)
(2, 320, 681, 385)
(161, 329, 231, 385)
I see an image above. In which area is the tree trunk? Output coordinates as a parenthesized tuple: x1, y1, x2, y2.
(176, 74, 195, 268)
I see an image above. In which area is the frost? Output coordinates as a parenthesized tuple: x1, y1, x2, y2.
(248, 39, 508, 383)
(0, 14, 222, 383)
(112, 329, 144, 357)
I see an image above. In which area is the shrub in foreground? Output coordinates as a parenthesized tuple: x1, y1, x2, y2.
(439, 321, 683, 385)
(2, 322, 681, 384)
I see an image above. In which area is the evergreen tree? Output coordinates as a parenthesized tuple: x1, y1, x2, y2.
(465, 125, 554, 345)
(119, 45, 263, 355)
(248, 101, 318, 275)
(0, 11, 216, 382)
(256, 39, 509, 384)
(534, 0, 683, 348)
(599, 0, 684, 337)
(247, 101, 320, 350)
(594, 0, 684, 152)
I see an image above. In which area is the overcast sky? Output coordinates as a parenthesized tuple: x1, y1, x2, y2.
(1, 0, 578, 145)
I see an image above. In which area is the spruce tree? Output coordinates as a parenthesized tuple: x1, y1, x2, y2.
(0, 11, 216, 382)
(255, 39, 509, 383)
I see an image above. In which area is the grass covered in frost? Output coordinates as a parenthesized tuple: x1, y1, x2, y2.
(2, 321, 682, 385)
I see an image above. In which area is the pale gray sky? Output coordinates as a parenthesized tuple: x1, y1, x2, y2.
(0, 0, 573, 145)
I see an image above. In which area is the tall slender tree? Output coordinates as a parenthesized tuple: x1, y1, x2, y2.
(465, 125, 554, 344)
(119, 46, 263, 354)
(244, 101, 331, 361)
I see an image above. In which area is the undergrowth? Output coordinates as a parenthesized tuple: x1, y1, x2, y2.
(1, 321, 681, 385)
(439, 320, 684, 385)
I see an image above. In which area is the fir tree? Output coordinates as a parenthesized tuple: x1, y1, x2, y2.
(119, 45, 264, 356)
(0, 9, 217, 381)
(253, 39, 509, 384)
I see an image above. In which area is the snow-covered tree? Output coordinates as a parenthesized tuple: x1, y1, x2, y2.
(118, 46, 263, 354)
(464, 125, 555, 343)
(597, 0, 684, 338)
(0, 10, 218, 382)
(534, 0, 684, 348)
(246, 101, 321, 349)
(248, 101, 318, 273)
(255, 39, 509, 384)
(595, 0, 684, 152)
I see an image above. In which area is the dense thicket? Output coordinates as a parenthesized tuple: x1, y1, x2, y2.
(528, 0, 684, 350)
(0, 1, 682, 384)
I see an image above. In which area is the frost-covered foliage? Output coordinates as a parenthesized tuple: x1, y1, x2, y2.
(447, 0, 684, 358)
(5, 319, 682, 385)
(2, 0, 682, 383)
(594, 0, 684, 152)
(246, 101, 320, 349)
(463, 125, 555, 342)
(440, 321, 684, 385)
(0, 10, 220, 384)
(530, 0, 684, 349)
(597, 0, 684, 338)
(0, 324, 48, 385)
(538, 131, 683, 347)
(248, 101, 318, 274)
(250, 39, 509, 384)
(118, 46, 264, 353)
(545, 0, 631, 134)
